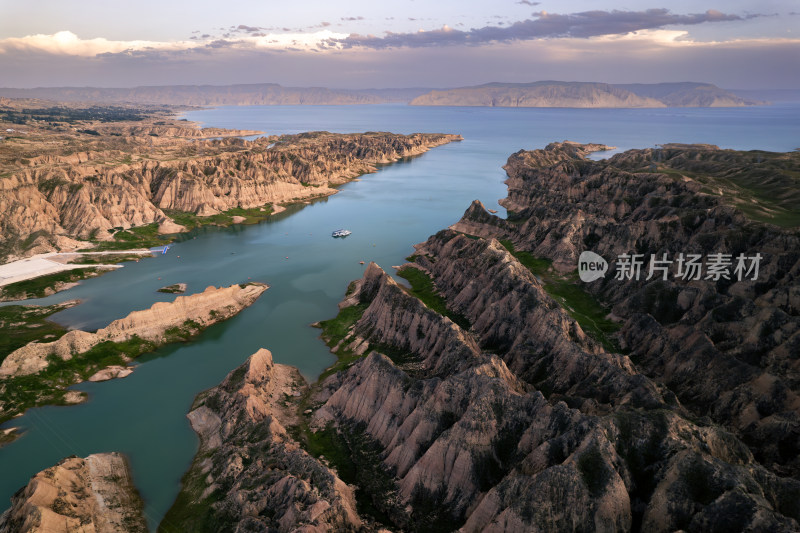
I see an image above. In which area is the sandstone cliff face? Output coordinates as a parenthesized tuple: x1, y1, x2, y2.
(160, 348, 363, 533)
(0, 452, 146, 533)
(0, 283, 266, 377)
(1, 132, 460, 258)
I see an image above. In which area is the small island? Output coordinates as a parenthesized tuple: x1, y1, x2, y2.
(157, 283, 187, 294)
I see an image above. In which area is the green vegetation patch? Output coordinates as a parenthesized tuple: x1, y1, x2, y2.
(164, 319, 204, 343)
(499, 240, 621, 351)
(164, 204, 274, 231)
(577, 445, 610, 497)
(315, 303, 369, 381)
(158, 450, 228, 533)
(0, 304, 70, 363)
(499, 240, 551, 276)
(0, 268, 99, 300)
(157, 284, 185, 294)
(396, 267, 471, 330)
(0, 336, 153, 424)
(634, 149, 800, 228)
(297, 421, 399, 528)
(88, 223, 167, 251)
(0, 105, 148, 125)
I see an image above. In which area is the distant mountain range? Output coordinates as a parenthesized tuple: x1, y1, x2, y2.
(408, 81, 762, 107)
(0, 81, 765, 108)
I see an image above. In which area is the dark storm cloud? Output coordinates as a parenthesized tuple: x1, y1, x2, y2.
(335, 9, 757, 49)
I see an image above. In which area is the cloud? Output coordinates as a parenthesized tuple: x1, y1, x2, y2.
(0, 30, 202, 56)
(517, 1, 540, 5)
(0, 29, 349, 58)
(235, 25, 262, 33)
(341, 16, 364, 21)
(335, 9, 758, 49)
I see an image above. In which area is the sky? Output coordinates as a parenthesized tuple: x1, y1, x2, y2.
(0, 0, 798, 89)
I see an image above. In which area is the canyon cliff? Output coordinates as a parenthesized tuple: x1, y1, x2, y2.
(10, 141, 796, 532)
(0, 124, 460, 261)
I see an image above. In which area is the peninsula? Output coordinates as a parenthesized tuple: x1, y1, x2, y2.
(0, 283, 267, 425)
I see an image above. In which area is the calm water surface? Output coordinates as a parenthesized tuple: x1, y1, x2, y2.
(2, 104, 799, 529)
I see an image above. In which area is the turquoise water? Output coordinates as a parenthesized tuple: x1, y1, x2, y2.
(1, 104, 799, 529)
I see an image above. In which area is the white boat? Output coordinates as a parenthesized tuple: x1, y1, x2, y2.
(331, 229, 352, 238)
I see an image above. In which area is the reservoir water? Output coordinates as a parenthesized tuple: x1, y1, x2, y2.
(2, 104, 799, 529)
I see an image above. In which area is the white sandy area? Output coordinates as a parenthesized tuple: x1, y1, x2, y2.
(0, 250, 152, 288)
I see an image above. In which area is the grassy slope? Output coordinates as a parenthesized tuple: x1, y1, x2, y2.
(499, 240, 621, 351)
(0, 304, 70, 363)
(396, 266, 471, 330)
(641, 150, 800, 228)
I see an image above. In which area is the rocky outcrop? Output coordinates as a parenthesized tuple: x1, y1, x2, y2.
(412, 232, 669, 412)
(0, 283, 267, 377)
(410, 81, 761, 108)
(1, 131, 460, 258)
(160, 349, 363, 533)
(0, 452, 147, 533)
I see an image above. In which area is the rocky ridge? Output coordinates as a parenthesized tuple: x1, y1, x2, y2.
(158, 348, 364, 533)
(0, 283, 267, 377)
(0, 452, 147, 533)
(302, 260, 800, 531)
